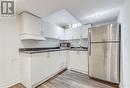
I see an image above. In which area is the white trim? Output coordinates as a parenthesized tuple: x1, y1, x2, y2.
(68, 68, 88, 75)
(0, 80, 20, 88)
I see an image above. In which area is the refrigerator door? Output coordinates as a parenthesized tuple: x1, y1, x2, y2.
(89, 42, 119, 83)
(88, 24, 120, 43)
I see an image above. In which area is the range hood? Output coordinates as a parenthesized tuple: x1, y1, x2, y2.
(20, 34, 46, 40)
(19, 11, 46, 41)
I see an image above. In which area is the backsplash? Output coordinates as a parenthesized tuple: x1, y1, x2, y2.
(61, 38, 88, 47)
(21, 38, 88, 48)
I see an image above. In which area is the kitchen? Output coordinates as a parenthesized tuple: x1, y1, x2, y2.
(0, 0, 130, 88)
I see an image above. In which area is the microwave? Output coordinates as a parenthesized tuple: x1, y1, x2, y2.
(60, 43, 71, 48)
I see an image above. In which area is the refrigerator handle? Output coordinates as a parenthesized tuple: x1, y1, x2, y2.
(88, 31, 91, 56)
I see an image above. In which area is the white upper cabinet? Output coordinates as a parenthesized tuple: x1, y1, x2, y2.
(63, 24, 91, 40)
(64, 29, 73, 40)
(42, 9, 83, 40)
(20, 11, 46, 40)
(43, 21, 64, 40)
(80, 24, 91, 38)
(42, 21, 91, 40)
(71, 28, 81, 39)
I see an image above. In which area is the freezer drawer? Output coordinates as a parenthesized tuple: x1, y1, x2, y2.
(88, 43, 120, 83)
(89, 24, 120, 42)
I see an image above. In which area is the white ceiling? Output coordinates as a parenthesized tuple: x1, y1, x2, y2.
(80, 8, 120, 24)
(16, 0, 124, 24)
(43, 9, 81, 27)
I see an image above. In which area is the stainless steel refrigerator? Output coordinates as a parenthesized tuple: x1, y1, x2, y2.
(88, 23, 120, 83)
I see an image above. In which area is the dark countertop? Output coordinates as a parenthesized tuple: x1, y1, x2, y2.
(19, 47, 88, 54)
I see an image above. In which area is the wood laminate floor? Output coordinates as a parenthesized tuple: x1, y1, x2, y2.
(36, 70, 118, 88)
(9, 70, 118, 88)
(8, 83, 26, 88)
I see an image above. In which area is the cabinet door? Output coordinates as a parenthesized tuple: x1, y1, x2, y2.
(46, 51, 67, 77)
(47, 52, 60, 75)
(80, 25, 91, 38)
(60, 29, 66, 40)
(21, 12, 42, 36)
(31, 52, 61, 85)
(43, 21, 64, 39)
(31, 53, 47, 86)
(64, 29, 73, 40)
(71, 28, 81, 39)
(69, 51, 79, 69)
(20, 53, 32, 88)
(49, 51, 65, 73)
(79, 51, 88, 74)
(59, 51, 67, 68)
(64, 28, 80, 40)
(69, 51, 88, 74)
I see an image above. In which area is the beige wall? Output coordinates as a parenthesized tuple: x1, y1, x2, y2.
(0, 16, 60, 88)
(0, 17, 21, 88)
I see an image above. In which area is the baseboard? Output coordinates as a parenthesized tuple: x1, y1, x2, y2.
(0, 80, 20, 88)
(32, 67, 67, 88)
(68, 68, 88, 75)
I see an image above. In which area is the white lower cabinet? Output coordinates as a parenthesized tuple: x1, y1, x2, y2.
(31, 53, 48, 86)
(20, 51, 67, 88)
(68, 51, 88, 74)
(46, 51, 67, 76)
(59, 51, 68, 67)
(20, 50, 88, 88)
